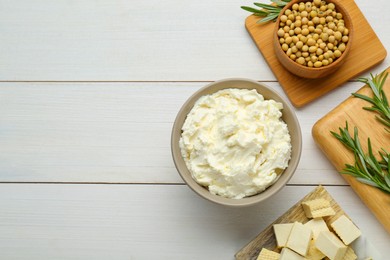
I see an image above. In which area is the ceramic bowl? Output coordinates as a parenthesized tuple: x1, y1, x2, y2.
(171, 79, 302, 206)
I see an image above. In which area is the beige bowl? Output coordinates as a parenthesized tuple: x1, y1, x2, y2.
(274, 0, 353, 79)
(171, 79, 302, 207)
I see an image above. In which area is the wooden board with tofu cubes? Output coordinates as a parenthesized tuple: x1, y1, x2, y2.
(235, 186, 361, 260)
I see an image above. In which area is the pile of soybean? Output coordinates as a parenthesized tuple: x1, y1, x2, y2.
(277, 0, 349, 68)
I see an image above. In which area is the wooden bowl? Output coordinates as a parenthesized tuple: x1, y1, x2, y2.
(274, 0, 353, 79)
(171, 79, 302, 207)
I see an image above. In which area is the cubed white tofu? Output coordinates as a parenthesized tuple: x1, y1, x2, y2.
(286, 222, 312, 256)
(273, 223, 293, 248)
(315, 231, 347, 260)
(280, 247, 305, 260)
(302, 199, 335, 218)
(331, 215, 361, 245)
(304, 217, 329, 240)
(256, 248, 280, 260)
(342, 246, 357, 260)
(306, 239, 326, 260)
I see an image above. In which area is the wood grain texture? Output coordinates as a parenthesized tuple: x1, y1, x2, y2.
(235, 186, 345, 260)
(0, 0, 389, 82)
(0, 184, 388, 259)
(245, 0, 387, 107)
(0, 81, 360, 184)
(312, 68, 390, 233)
(0, 0, 267, 81)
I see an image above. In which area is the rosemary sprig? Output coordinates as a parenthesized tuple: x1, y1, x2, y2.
(331, 122, 390, 193)
(241, 0, 291, 24)
(354, 71, 390, 132)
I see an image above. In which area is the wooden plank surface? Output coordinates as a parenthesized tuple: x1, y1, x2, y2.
(312, 68, 390, 233)
(0, 0, 267, 81)
(0, 184, 388, 259)
(0, 81, 358, 184)
(245, 0, 387, 107)
(0, 0, 389, 259)
(0, 0, 388, 81)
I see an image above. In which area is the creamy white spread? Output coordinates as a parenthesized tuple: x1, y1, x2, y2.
(179, 88, 292, 199)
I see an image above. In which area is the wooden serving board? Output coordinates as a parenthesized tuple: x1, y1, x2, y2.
(245, 0, 386, 107)
(312, 67, 390, 233)
(235, 186, 346, 259)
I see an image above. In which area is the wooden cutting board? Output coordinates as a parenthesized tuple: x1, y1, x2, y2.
(312, 67, 390, 233)
(245, 0, 387, 107)
(235, 186, 347, 259)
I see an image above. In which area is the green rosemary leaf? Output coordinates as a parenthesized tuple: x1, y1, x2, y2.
(385, 173, 390, 188)
(382, 90, 389, 107)
(330, 131, 342, 141)
(340, 165, 361, 178)
(363, 107, 382, 113)
(367, 138, 383, 174)
(377, 115, 390, 128)
(356, 177, 380, 188)
(254, 2, 281, 11)
(368, 80, 381, 100)
(379, 72, 388, 89)
(352, 93, 377, 106)
(354, 71, 390, 131)
(241, 0, 291, 23)
(257, 13, 279, 23)
(271, 0, 289, 6)
(353, 127, 364, 155)
(356, 153, 370, 177)
(241, 6, 269, 16)
(381, 149, 390, 166)
(332, 121, 390, 194)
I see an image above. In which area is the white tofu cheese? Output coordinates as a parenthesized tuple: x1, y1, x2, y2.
(273, 223, 293, 248)
(286, 222, 312, 256)
(304, 217, 330, 240)
(179, 88, 292, 199)
(331, 215, 362, 245)
(301, 198, 335, 218)
(280, 247, 305, 260)
(256, 248, 280, 260)
(343, 246, 357, 260)
(306, 239, 326, 260)
(315, 231, 347, 260)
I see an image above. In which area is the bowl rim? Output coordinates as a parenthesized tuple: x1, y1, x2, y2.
(273, 0, 354, 72)
(171, 78, 302, 207)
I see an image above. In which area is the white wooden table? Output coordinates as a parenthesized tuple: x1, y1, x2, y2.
(0, 1, 389, 259)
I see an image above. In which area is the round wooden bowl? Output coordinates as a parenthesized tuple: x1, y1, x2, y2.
(274, 0, 353, 79)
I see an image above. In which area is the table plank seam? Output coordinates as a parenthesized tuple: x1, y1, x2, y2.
(0, 80, 362, 83)
(0, 182, 351, 187)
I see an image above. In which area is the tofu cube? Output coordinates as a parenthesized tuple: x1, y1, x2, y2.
(342, 246, 357, 260)
(280, 247, 305, 260)
(286, 222, 312, 256)
(302, 199, 336, 218)
(273, 223, 293, 248)
(331, 215, 361, 245)
(304, 217, 330, 240)
(315, 231, 347, 260)
(306, 239, 326, 260)
(256, 248, 280, 260)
